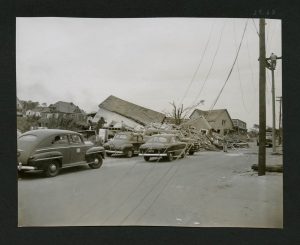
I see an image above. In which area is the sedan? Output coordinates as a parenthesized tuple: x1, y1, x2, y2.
(139, 134, 187, 161)
(17, 129, 105, 177)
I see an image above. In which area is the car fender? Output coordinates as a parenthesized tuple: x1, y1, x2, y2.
(29, 151, 63, 168)
(86, 146, 105, 159)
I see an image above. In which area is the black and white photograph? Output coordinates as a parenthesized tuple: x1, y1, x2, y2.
(16, 17, 283, 228)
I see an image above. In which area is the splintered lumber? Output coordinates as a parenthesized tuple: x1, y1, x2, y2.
(251, 164, 283, 173)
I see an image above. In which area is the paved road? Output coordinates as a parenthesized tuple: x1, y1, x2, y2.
(18, 144, 283, 227)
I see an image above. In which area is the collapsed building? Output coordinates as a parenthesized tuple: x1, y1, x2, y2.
(92, 95, 166, 131)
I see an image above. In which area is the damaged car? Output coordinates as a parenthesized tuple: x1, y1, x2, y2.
(17, 129, 105, 177)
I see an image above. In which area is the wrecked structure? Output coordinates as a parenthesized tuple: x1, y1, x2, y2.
(92, 95, 166, 131)
(90, 95, 248, 151)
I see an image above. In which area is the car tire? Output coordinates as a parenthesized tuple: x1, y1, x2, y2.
(144, 156, 150, 162)
(106, 152, 112, 157)
(44, 160, 60, 177)
(167, 152, 174, 162)
(89, 155, 103, 169)
(126, 149, 133, 158)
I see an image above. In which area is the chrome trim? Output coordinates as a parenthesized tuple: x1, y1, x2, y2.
(86, 151, 105, 155)
(139, 153, 167, 157)
(35, 145, 86, 152)
(105, 150, 123, 154)
(18, 163, 36, 171)
(34, 156, 63, 161)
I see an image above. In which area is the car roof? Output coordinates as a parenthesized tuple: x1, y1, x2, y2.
(21, 129, 79, 139)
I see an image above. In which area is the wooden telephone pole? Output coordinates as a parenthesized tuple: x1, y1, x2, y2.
(258, 18, 266, 176)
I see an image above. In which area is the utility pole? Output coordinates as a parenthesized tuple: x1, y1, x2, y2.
(266, 53, 282, 154)
(276, 96, 282, 145)
(258, 18, 266, 176)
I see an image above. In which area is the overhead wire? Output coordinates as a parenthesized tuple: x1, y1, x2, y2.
(245, 25, 257, 93)
(251, 18, 260, 37)
(233, 20, 248, 113)
(208, 19, 249, 114)
(179, 20, 215, 106)
(186, 21, 226, 116)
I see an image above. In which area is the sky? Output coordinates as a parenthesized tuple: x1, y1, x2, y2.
(16, 17, 282, 129)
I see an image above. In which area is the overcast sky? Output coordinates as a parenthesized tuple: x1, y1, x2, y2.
(16, 17, 282, 128)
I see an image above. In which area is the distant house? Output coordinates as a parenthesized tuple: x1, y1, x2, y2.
(232, 119, 247, 134)
(25, 106, 50, 118)
(92, 95, 166, 129)
(47, 101, 85, 121)
(190, 109, 234, 135)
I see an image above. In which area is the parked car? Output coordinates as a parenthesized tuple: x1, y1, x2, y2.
(178, 137, 200, 155)
(103, 132, 145, 157)
(139, 134, 187, 161)
(257, 131, 273, 147)
(17, 129, 105, 177)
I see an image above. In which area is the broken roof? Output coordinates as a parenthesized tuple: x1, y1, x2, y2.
(191, 109, 233, 122)
(181, 116, 212, 130)
(98, 95, 166, 126)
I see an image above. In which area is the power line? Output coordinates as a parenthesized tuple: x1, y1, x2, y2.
(208, 19, 248, 113)
(179, 20, 215, 105)
(251, 18, 260, 37)
(187, 21, 226, 114)
(233, 20, 248, 113)
(245, 26, 256, 93)
(119, 159, 181, 225)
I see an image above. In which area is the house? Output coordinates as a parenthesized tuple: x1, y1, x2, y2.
(26, 106, 50, 118)
(47, 101, 85, 121)
(190, 109, 234, 135)
(232, 119, 247, 134)
(181, 116, 212, 133)
(92, 95, 166, 129)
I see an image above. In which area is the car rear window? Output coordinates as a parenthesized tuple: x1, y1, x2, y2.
(148, 136, 169, 143)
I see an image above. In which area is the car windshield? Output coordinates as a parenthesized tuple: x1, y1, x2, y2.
(114, 134, 128, 140)
(18, 134, 37, 142)
(147, 136, 169, 143)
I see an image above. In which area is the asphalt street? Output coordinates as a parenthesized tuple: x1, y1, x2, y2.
(18, 144, 283, 227)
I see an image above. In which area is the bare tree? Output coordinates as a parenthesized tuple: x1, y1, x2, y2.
(167, 100, 205, 125)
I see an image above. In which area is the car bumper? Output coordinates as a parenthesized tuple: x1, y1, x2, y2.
(105, 150, 124, 154)
(18, 162, 36, 171)
(139, 153, 168, 157)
